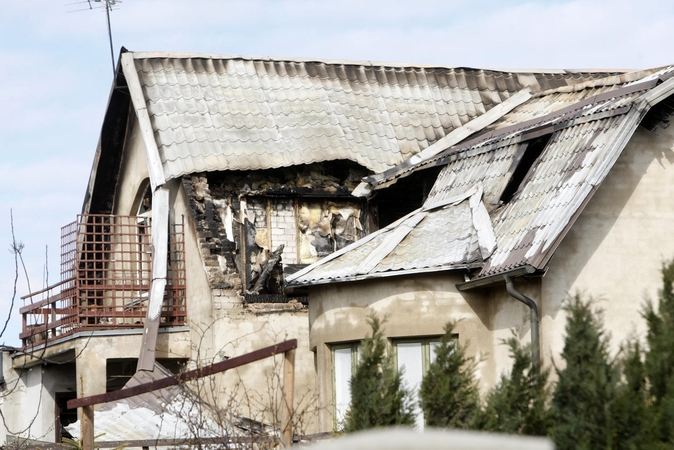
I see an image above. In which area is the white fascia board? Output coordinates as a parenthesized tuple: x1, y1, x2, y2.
(120, 52, 166, 190)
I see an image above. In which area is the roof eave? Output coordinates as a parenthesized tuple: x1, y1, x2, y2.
(287, 262, 483, 289)
(82, 48, 132, 214)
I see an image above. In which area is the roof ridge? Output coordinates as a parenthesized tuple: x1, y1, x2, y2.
(129, 51, 625, 75)
(531, 67, 668, 98)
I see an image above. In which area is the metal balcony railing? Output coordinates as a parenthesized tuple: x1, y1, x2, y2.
(20, 214, 186, 348)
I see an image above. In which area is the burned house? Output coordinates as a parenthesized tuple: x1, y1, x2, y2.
(289, 67, 674, 430)
(0, 49, 635, 443)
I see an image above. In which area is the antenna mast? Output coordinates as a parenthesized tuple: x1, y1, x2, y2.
(104, 0, 115, 75)
(80, 0, 121, 76)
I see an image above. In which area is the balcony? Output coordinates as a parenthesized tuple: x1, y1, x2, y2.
(20, 214, 186, 349)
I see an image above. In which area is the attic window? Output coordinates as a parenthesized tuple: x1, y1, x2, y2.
(499, 134, 552, 204)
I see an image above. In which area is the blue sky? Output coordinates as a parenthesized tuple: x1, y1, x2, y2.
(1, 0, 673, 347)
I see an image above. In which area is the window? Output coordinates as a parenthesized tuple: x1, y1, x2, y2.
(332, 343, 359, 429)
(332, 337, 446, 431)
(106, 358, 187, 391)
(394, 338, 442, 430)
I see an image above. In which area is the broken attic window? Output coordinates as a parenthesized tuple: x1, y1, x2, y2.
(245, 197, 365, 279)
(374, 166, 443, 227)
(641, 94, 674, 131)
(499, 134, 552, 204)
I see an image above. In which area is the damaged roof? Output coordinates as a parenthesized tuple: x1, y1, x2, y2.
(84, 50, 623, 213)
(123, 52, 618, 179)
(287, 66, 674, 287)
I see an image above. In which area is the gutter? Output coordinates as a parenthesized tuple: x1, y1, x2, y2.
(455, 265, 537, 291)
(457, 265, 540, 365)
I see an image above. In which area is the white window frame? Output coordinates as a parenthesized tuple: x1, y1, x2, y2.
(331, 342, 360, 430)
(393, 337, 443, 430)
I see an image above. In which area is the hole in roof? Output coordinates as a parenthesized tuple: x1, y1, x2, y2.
(499, 133, 552, 204)
(373, 165, 443, 227)
(641, 94, 674, 132)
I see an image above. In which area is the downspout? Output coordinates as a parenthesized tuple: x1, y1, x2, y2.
(504, 275, 540, 366)
(121, 52, 170, 372)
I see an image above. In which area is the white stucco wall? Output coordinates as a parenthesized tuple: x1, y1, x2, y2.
(1, 351, 80, 444)
(1, 351, 52, 444)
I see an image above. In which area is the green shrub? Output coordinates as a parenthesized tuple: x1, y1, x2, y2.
(418, 321, 480, 428)
(478, 335, 550, 435)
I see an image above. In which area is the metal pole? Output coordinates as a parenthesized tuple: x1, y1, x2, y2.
(104, 0, 115, 76)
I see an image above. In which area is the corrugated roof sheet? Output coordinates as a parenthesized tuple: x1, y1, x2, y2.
(125, 52, 618, 180)
(289, 67, 674, 286)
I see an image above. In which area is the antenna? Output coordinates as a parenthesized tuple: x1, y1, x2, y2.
(68, 0, 121, 76)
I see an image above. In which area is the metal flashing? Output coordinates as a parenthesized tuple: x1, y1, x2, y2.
(353, 88, 533, 197)
(288, 185, 495, 286)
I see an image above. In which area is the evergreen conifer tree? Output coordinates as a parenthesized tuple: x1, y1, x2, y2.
(611, 339, 653, 449)
(418, 322, 480, 428)
(344, 313, 415, 431)
(641, 261, 674, 446)
(551, 294, 618, 450)
(478, 335, 550, 435)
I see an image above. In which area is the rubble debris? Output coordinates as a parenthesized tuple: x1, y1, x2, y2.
(248, 244, 285, 295)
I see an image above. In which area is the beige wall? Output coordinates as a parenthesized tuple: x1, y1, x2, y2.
(74, 331, 191, 400)
(174, 183, 318, 431)
(112, 113, 150, 216)
(104, 123, 320, 432)
(308, 272, 507, 431)
(541, 120, 674, 365)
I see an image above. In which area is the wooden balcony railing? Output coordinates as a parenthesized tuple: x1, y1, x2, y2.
(20, 214, 186, 348)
